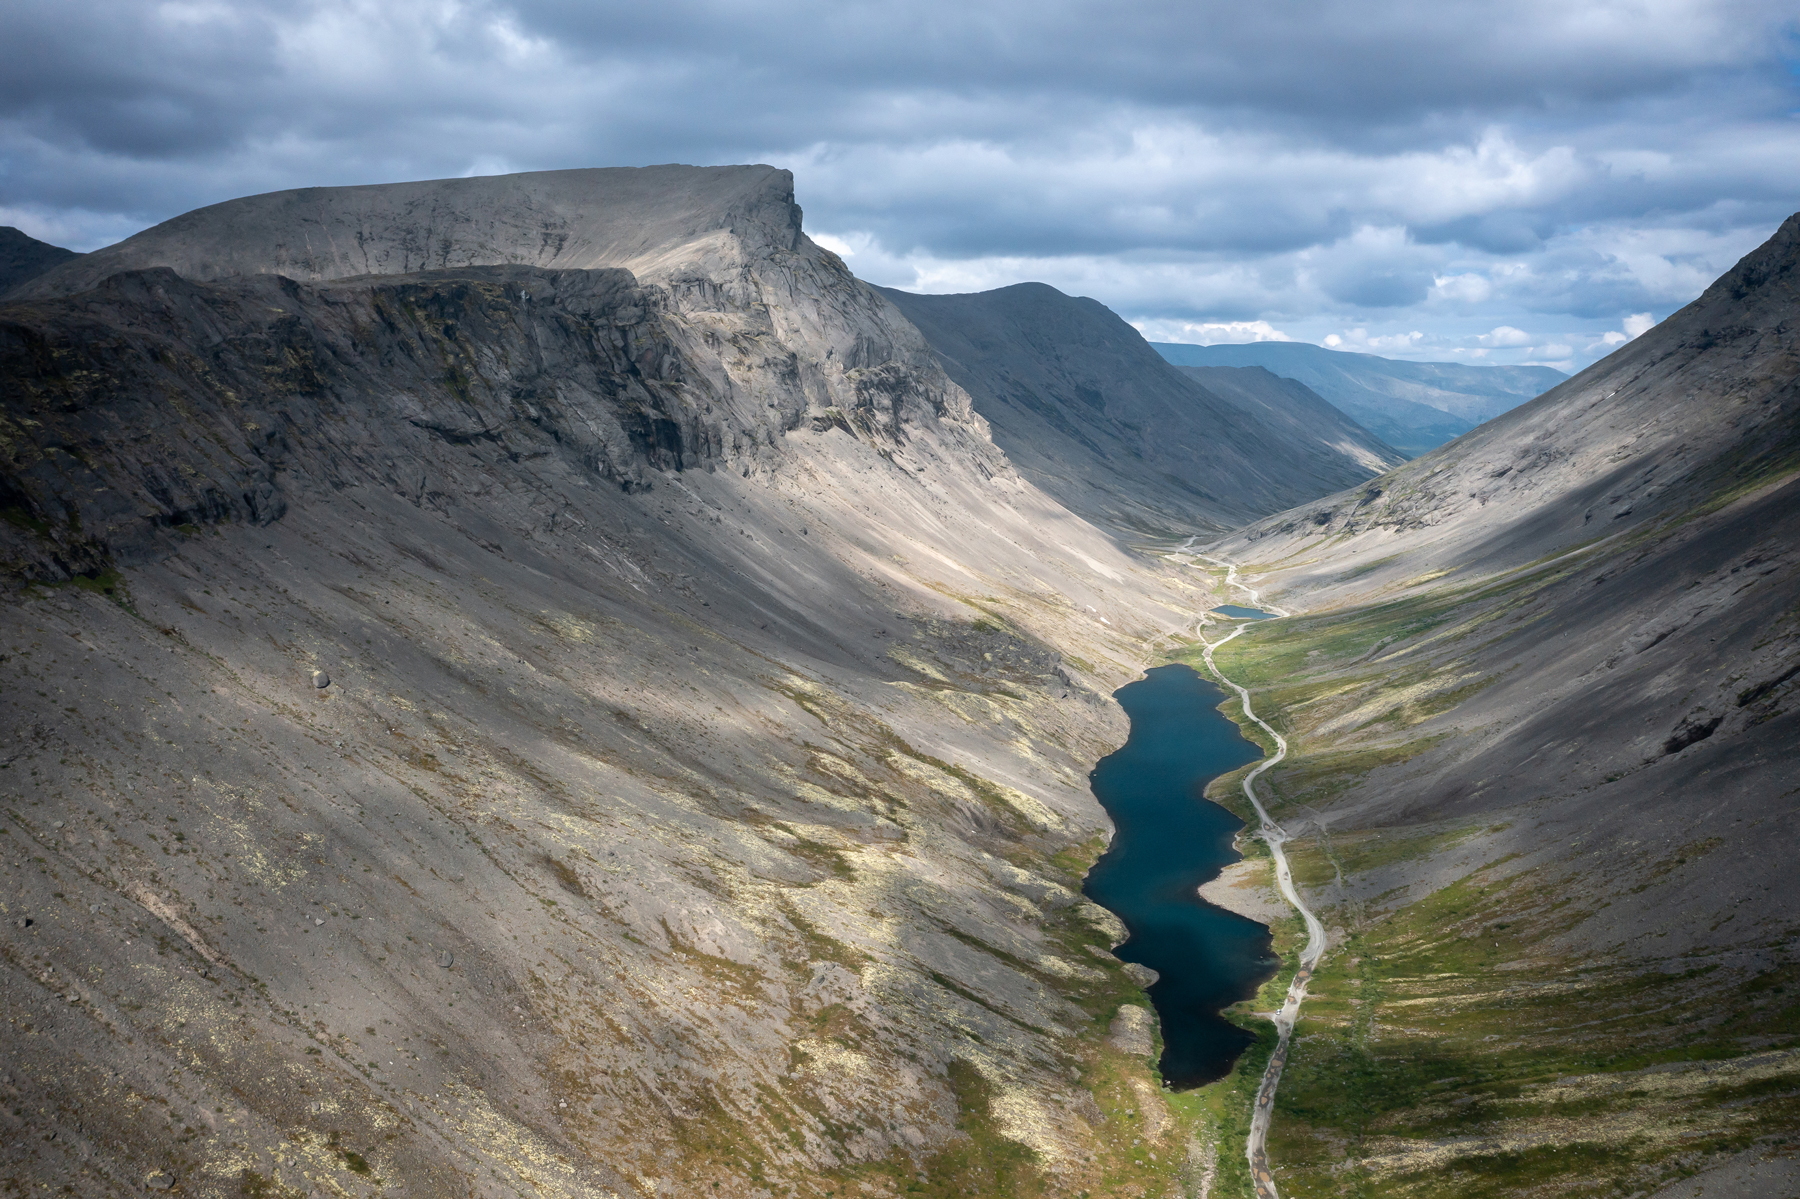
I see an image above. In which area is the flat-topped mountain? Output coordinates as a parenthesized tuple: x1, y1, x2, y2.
(2, 166, 1246, 1196)
(1154, 339, 1565, 455)
(881, 282, 1398, 537)
(7, 164, 806, 299)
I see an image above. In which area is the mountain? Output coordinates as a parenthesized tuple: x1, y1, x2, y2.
(1152, 339, 1566, 455)
(0, 167, 1247, 1196)
(1182, 213, 1800, 1195)
(880, 282, 1399, 538)
(0, 226, 79, 294)
(6, 166, 806, 301)
(1170, 364, 1404, 475)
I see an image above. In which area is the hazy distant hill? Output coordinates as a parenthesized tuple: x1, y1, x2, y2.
(881, 282, 1400, 538)
(1152, 340, 1565, 456)
(0, 226, 78, 294)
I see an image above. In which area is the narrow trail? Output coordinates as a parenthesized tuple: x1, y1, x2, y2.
(1185, 549, 1324, 1199)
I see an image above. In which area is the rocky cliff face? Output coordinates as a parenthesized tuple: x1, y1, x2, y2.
(2, 166, 1003, 584)
(881, 283, 1394, 538)
(0, 169, 1228, 1197)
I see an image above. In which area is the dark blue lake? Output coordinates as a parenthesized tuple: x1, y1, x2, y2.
(1212, 605, 1277, 620)
(1083, 663, 1280, 1089)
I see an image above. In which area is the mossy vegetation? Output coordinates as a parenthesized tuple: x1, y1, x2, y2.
(1255, 860, 1800, 1198)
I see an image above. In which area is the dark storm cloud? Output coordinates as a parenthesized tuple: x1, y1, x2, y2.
(2, 0, 1797, 368)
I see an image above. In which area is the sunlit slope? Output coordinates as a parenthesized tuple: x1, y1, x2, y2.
(6, 165, 806, 298)
(1217, 212, 1800, 603)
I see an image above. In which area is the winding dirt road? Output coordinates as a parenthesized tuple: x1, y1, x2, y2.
(1193, 554, 1325, 1199)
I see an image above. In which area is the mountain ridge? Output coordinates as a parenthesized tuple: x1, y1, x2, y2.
(0, 226, 79, 294)
(0, 166, 1244, 1196)
(880, 282, 1398, 538)
(6, 164, 807, 300)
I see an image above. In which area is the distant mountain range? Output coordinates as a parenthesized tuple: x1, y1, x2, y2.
(1151, 339, 1566, 456)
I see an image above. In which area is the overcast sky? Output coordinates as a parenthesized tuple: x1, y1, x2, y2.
(4, 0, 1797, 370)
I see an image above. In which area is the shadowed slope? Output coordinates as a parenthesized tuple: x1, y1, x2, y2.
(1174, 364, 1403, 477)
(0, 226, 78, 294)
(882, 282, 1394, 538)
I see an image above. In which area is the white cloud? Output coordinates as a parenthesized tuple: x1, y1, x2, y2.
(1478, 325, 1533, 347)
(1325, 328, 1426, 352)
(460, 155, 518, 178)
(1431, 272, 1494, 303)
(1593, 311, 1658, 349)
(1132, 319, 1293, 345)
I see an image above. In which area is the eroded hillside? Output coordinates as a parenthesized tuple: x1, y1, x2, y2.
(0, 168, 1252, 1198)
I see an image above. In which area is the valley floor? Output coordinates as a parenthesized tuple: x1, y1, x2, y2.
(1163, 543, 1800, 1199)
